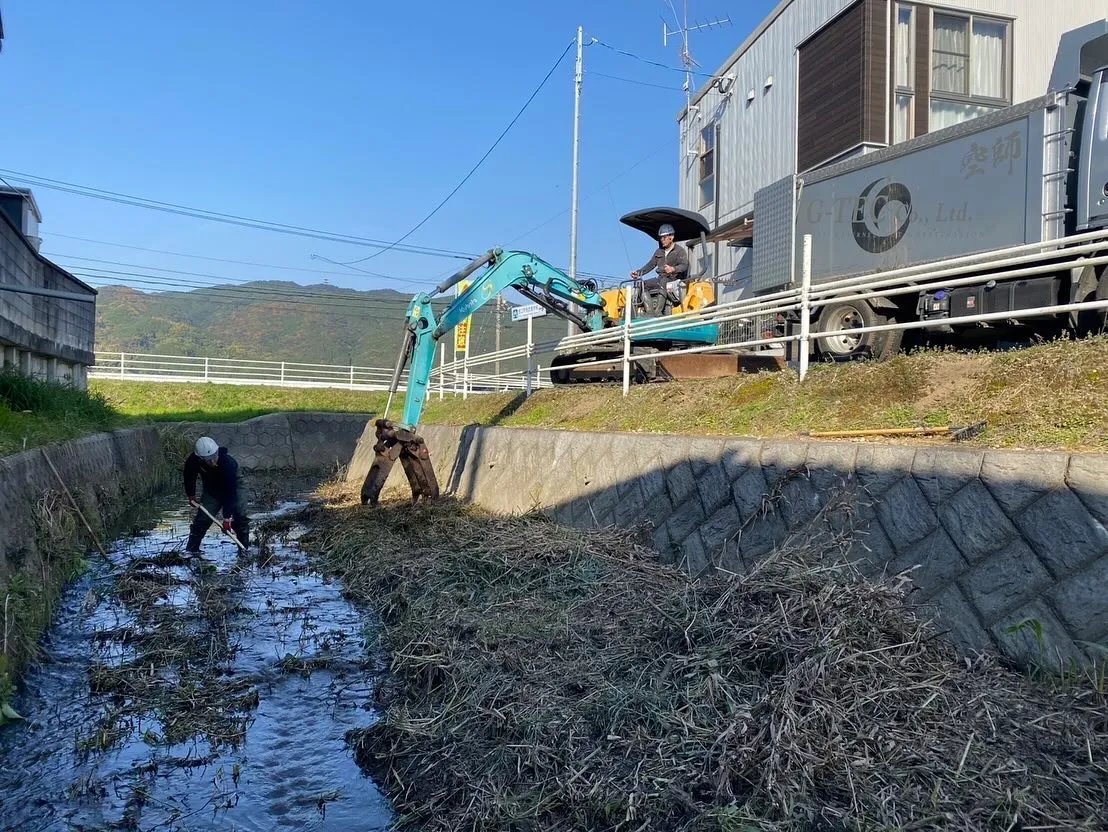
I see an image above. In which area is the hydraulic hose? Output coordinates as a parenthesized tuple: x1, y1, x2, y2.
(434, 249, 496, 296)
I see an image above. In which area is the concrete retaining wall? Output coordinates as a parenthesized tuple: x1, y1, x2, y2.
(0, 427, 168, 583)
(349, 424, 1108, 668)
(172, 412, 371, 473)
(1, 412, 372, 581)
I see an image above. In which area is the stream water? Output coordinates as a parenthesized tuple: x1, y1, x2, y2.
(0, 479, 395, 831)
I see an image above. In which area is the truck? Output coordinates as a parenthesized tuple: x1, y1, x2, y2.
(750, 30, 1108, 360)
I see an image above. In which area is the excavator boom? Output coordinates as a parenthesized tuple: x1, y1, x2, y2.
(360, 248, 608, 505)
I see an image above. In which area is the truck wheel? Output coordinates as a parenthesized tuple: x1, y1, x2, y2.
(814, 299, 903, 362)
(1074, 264, 1108, 336)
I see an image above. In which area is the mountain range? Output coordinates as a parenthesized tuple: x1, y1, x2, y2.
(93, 280, 573, 373)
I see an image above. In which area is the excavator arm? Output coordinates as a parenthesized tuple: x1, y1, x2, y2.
(360, 248, 608, 505)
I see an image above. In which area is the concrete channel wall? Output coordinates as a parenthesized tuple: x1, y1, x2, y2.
(1, 413, 371, 582)
(350, 424, 1108, 668)
(0, 426, 167, 583)
(169, 412, 371, 473)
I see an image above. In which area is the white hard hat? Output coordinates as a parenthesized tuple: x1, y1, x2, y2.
(194, 436, 219, 459)
(658, 223, 676, 238)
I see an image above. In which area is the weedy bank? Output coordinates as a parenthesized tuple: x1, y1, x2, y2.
(299, 486, 1108, 831)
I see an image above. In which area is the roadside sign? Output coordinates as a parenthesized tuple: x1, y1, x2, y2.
(510, 302, 548, 322)
(454, 279, 472, 353)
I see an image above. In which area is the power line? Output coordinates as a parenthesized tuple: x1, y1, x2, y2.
(589, 71, 685, 91)
(48, 252, 438, 293)
(593, 38, 716, 78)
(0, 168, 480, 261)
(47, 233, 441, 286)
(79, 274, 438, 323)
(47, 231, 619, 285)
(73, 266, 508, 318)
(335, 38, 576, 266)
(505, 138, 676, 247)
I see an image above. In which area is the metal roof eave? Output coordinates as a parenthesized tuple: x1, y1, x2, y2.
(675, 0, 797, 123)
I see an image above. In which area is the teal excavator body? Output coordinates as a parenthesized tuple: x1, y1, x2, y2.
(392, 248, 607, 432)
(358, 246, 721, 506)
(359, 247, 609, 505)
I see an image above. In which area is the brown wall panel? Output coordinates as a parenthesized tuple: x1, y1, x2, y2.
(797, 1, 865, 171)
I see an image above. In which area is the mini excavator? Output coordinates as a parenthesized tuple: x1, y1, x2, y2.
(361, 218, 722, 505)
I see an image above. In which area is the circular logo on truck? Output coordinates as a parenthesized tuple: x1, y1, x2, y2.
(851, 178, 913, 253)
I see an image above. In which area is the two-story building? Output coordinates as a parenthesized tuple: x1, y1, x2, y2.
(678, 1, 1108, 296)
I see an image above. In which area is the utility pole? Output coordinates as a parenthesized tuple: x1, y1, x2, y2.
(568, 24, 584, 337)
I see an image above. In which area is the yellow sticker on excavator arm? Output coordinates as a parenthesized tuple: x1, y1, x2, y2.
(454, 279, 472, 353)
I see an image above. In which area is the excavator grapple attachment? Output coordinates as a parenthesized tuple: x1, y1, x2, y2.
(360, 419, 440, 506)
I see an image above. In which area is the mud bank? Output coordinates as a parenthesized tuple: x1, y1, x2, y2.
(0, 475, 394, 831)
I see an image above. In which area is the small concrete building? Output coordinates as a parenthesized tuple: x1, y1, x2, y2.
(0, 188, 97, 388)
(678, 1, 1108, 295)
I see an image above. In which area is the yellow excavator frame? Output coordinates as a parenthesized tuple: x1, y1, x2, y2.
(600, 280, 715, 323)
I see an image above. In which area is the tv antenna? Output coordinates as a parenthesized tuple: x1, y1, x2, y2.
(661, 2, 731, 155)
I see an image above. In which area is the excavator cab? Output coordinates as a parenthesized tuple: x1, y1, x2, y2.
(618, 207, 716, 318)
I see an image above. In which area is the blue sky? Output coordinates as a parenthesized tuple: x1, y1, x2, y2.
(0, 1, 776, 296)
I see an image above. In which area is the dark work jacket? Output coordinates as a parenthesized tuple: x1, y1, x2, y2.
(635, 243, 690, 281)
(183, 448, 240, 507)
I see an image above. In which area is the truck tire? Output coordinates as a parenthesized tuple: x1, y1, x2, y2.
(814, 299, 903, 362)
(1074, 264, 1108, 336)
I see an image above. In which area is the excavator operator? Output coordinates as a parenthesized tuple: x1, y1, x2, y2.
(630, 223, 689, 315)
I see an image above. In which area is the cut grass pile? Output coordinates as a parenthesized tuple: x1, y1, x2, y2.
(301, 488, 1108, 831)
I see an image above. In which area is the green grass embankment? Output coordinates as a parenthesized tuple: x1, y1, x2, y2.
(431, 337, 1108, 451)
(4, 336, 1108, 456)
(89, 380, 390, 424)
(0, 369, 124, 456)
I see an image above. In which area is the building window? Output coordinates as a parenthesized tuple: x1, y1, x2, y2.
(931, 12, 1009, 130)
(893, 4, 915, 143)
(698, 125, 716, 208)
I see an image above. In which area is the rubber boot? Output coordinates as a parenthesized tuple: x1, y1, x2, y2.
(185, 529, 204, 553)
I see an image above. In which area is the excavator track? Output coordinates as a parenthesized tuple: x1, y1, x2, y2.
(360, 419, 440, 506)
(548, 350, 653, 385)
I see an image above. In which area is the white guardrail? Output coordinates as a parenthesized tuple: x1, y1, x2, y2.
(89, 351, 552, 394)
(437, 228, 1108, 395)
(92, 229, 1108, 399)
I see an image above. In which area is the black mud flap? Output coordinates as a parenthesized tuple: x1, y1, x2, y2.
(360, 419, 441, 506)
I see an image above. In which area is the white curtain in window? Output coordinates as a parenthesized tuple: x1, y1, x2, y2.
(932, 14, 968, 94)
(895, 7, 913, 89)
(972, 19, 1006, 99)
(930, 99, 996, 131)
(894, 95, 913, 143)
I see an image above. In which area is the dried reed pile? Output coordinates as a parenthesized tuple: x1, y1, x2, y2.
(305, 492, 1108, 831)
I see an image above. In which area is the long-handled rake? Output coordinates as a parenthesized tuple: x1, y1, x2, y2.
(194, 502, 248, 553)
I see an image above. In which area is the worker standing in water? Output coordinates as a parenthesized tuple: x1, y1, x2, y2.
(183, 436, 249, 552)
(630, 223, 689, 315)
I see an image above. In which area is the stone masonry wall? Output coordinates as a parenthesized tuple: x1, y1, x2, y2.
(349, 424, 1108, 669)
